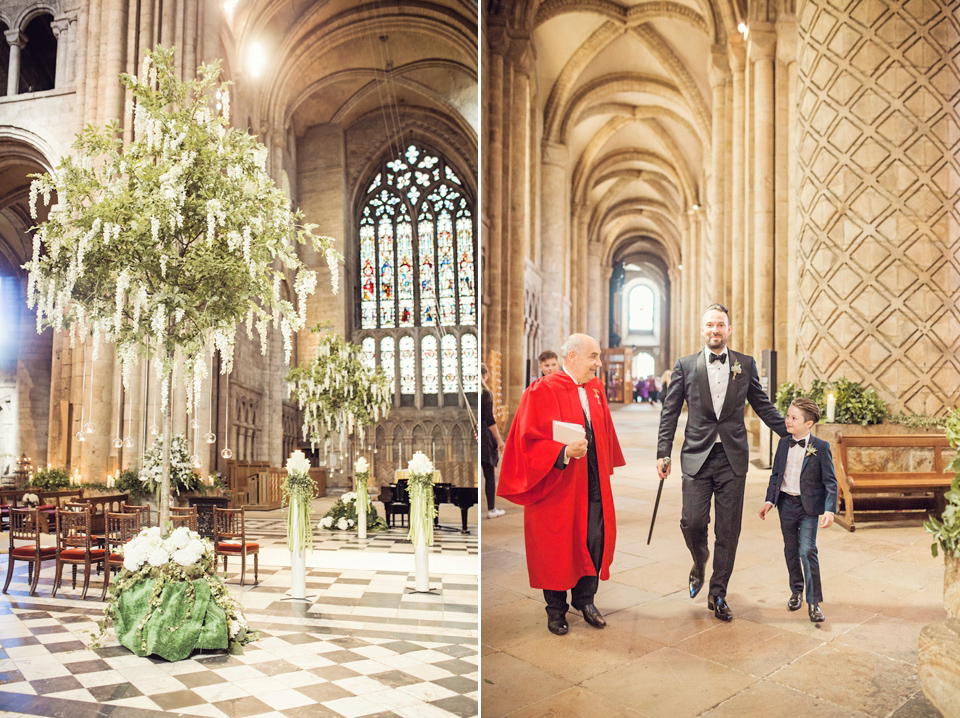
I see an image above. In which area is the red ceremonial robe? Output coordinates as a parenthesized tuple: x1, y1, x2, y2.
(497, 370, 625, 590)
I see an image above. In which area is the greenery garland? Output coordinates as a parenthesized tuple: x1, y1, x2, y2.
(775, 378, 888, 425)
(282, 451, 316, 554)
(318, 492, 386, 531)
(285, 327, 392, 447)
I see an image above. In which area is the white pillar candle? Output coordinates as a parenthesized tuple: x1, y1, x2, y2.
(826, 392, 836, 423)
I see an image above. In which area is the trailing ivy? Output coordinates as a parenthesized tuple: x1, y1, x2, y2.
(925, 408, 960, 559)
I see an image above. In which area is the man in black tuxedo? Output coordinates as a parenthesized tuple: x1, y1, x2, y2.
(656, 303, 787, 621)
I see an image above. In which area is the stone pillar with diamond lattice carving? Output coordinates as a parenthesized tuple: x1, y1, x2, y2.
(795, 0, 960, 415)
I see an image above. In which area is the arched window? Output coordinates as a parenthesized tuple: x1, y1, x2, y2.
(635, 352, 655, 379)
(358, 144, 475, 329)
(19, 14, 57, 93)
(628, 284, 655, 333)
(356, 143, 477, 409)
(361, 337, 375, 371)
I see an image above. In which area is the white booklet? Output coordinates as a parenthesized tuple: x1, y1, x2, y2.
(553, 420, 586, 444)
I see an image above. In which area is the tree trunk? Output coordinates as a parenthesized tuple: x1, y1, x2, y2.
(160, 373, 172, 530)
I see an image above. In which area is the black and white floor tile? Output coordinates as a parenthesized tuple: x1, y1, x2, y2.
(0, 560, 478, 718)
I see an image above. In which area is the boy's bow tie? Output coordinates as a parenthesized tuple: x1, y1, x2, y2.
(789, 438, 806, 448)
(709, 353, 726, 364)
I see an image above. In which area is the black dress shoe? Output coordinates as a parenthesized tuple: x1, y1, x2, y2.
(689, 567, 705, 599)
(572, 602, 606, 628)
(809, 603, 825, 623)
(787, 591, 803, 611)
(707, 595, 732, 622)
(547, 616, 569, 635)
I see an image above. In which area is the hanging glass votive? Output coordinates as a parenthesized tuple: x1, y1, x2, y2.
(203, 432, 216, 444)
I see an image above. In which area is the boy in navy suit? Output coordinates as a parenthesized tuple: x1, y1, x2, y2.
(759, 397, 838, 622)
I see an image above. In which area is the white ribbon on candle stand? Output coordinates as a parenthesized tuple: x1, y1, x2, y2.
(414, 543, 430, 592)
(290, 503, 307, 600)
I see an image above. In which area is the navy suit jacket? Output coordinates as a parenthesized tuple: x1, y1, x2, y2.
(657, 349, 787, 477)
(764, 434, 839, 516)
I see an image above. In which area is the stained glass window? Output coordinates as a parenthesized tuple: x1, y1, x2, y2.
(461, 333, 478, 393)
(357, 144, 475, 330)
(441, 334, 458, 393)
(361, 337, 376, 371)
(397, 217, 415, 326)
(399, 335, 416, 395)
(356, 143, 476, 405)
(380, 337, 395, 386)
(422, 335, 439, 394)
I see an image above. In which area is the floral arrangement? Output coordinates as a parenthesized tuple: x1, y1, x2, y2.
(24, 46, 341, 521)
(318, 490, 386, 532)
(407, 452, 436, 547)
(140, 434, 202, 502)
(95, 526, 256, 660)
(22, 493, 39, 507)
(286, 328, 392, 448)
(925, 408, 960, 558)
(283, 450, 316, 553)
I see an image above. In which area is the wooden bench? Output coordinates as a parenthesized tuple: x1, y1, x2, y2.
(76, 493, 130, 535)
(0, 489, 84, 532)
(835, 433, 953, 531)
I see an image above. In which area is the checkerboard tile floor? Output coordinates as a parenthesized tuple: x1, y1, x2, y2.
(0, 561, 478, 718)
(244, 506, 478, 556)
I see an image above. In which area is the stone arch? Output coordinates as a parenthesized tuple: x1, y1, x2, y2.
(392, 423, 405, 463)
(12, 1, 61, 31)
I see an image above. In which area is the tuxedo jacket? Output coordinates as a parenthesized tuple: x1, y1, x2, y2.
(657, 349, 787, 477)
(764, 434, 839, 517)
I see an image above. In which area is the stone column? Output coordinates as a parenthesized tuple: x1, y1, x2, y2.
(51, 19, 70, 88)
(4, 30, 26, 96)
(484, 48, 503, 356)
(505, 42, 533, 409)
(586, 242, 603, 340)
(795, 0, 960, 414)
(296, 124, 347, 356)
(750, 26, 777, 353)
(708, 48, 730, 304)
(102, 0, 128, 123)
(540, 141, 569, 352)
(778, 17, 799, 381)
(729, 42, 746, 323)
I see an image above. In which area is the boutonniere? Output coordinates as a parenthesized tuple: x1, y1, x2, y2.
(805, 444, 817, 457)
(731, 359, 742, 380)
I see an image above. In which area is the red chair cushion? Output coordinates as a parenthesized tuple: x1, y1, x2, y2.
(108, 553, 124, 563)
(12, 546, 57, 559)
(37, 505, 57, 511)
(59, 548, 106, 560)
(216, 542, 259, 553)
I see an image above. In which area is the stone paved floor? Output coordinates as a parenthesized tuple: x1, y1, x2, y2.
(481, 403, 947, 717)
(0, 501, 478, 718)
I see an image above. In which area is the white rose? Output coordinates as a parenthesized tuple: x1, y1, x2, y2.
(408, 451, 434, 476)
(169, 527, 191, 549)
(355, 457, 369, 473)
(172, 545, 201, 566)
(285, 450, 311, 475)
(319, 517, 333, 529)
(347, 519, 354, 528)
(342, 492, 356, 503)
(336, 517, 348, 530)
(147, 546, 169, 567)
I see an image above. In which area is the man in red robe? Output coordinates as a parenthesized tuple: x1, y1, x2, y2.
(498, 334, 625, 635)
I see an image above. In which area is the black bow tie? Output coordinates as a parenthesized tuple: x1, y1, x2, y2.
(789, 438, 806, 448)
(709, 353, 726, 364)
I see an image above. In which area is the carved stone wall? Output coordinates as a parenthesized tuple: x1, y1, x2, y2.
(795, 0, 960, 414)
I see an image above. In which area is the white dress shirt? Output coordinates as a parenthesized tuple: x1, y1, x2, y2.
(563, 367, 592, 427)
(780, 433, 809, 497)
(704, 347, 729, 441)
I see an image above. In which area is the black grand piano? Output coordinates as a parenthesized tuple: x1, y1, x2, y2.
(378, 480, 477, 534)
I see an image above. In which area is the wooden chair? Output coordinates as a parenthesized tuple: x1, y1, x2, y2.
(169, 506, 198, 532)
(121, 502, 150, 528)
(213, 507, 259, 586)
(53, 507, 106, 599)
(100, 512, 142, 601)
(3, 508, 57, 596)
